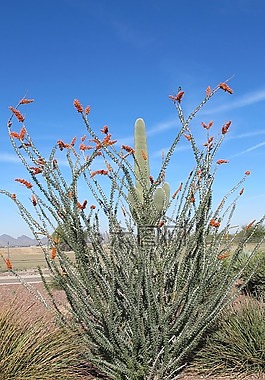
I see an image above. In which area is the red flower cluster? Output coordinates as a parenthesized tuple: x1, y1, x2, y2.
(57, 140, 71, 151)
(222, 121, 231, 135)
(90, 169, 108, 177)
(30, 167, 42, 175)
(201, 121, 213, 130)
(32, 194, 37, 206)
(73, 99, 83, 113)
(5, 258, 12, 270)
(169, 90, 185, 103)
(15, 178, 33, 189)
(50, 247, 57, 259)
(19, 98, 34, 104)
(9, 106, 25, 122)
(77, 200, 88, 210)
(216, 159, 229, 165)
(10, 126, 26, 140)
(122, 145, 135, 154)
(219, 83, 233, 94)
(210, 219, 220, 228)
(206, 86, 211, 97)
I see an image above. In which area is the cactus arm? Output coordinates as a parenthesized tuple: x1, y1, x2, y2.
(134, 118, 150, 195)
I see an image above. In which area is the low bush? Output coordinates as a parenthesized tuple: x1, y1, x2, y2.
(0, 296, 88, 380)
(237, 250, 265, 300)
(189, 297, 265, 377)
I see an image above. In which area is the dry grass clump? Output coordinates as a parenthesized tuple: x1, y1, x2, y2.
(0, 290, 90, 380)
(189, 297, 265, 378)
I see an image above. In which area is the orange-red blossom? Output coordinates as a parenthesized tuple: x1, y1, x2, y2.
(9, 126, 26, 140)
(216, 159, 229, 165)
(168, 90, 184, 103)
(100, 126, 109, 134)
(77, 200, 88, 210)
(217, 252, 230, 260)
(122, 145, 135, 154)
(172, 182, 183, 199)
(5, 258, 12, 270)
(50, 247, 57, 260)
(222, 121, 232, 135)
(9, 106, 25, 122)
(219, 83, 233, 94)
(201, 121, 213, 130)
(206, 86, 211, 97)
(210, 219, 220, 228)
(19, 98, 34, 104)
(246, 219, 256, 230)
(30, 167, 42, 175)
(90, 169, 108, 177)
(32, 194, 37, 206)
(73, 99, 83, 113)
(15, 178, 33, 189)
(79, 143, 94, 151)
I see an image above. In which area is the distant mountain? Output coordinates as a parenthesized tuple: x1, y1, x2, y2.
(0, 234, 48, 247)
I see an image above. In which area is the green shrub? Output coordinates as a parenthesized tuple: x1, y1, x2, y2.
(0, 297, 87, 380)
(1, 81, 265, 379)
(237, 250, 265, 300)
(189, 297, 265, 377)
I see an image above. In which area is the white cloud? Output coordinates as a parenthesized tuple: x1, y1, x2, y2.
(0, 153, 20, 163)
(230, 140, 265, 158)
(203, 88, 265, 115)
(148, 119, 178, 136)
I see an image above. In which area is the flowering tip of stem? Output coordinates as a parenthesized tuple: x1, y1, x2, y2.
(219, 82, 233, 94)
(168, 90, 184, 103)
(206, 86, 211, 97)
(216, 159, 229, 165)
(50, 246, 57, 259)
(201, 121, 213, 130)
(122, 145, 135, 154)
(217, 252, 230, 260)
(90, 169, 108, 177)
(246, 219, 256, 230)
(19, 98, 34, 104)
(210, 219, 220, 228)
(9, 106, 25, 122)
(100, 126, 109, 134)
(184, 134, 191, 141)
(85, 105, 91, 115)
(5, 258, 12, 270)
(15, 178, 33, 189)
(77, 200, 87, 210)
(222, 121, 232, 134)
(32, 194, 37, 206)
(73, 99, 83, 113)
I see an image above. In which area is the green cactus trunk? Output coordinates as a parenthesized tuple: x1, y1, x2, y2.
(129, 119, 170, 243)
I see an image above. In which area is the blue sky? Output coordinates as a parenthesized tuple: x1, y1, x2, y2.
(0, 0, 265, 238)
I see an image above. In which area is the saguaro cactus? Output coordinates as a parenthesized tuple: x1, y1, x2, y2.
(128, 118, 170, 228)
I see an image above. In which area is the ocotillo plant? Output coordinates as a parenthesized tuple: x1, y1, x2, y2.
(1, 81, 264, 380)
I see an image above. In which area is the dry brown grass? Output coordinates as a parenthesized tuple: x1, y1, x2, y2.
(0, 246, 76, 273)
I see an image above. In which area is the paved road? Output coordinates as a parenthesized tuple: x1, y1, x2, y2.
(0, 274, 50, 285)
